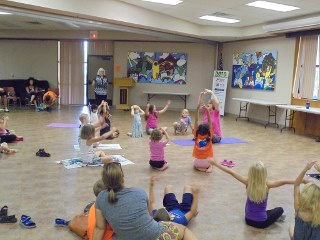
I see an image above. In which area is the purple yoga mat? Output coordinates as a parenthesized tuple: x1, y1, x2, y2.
(171, 137, 247, 146)
(47, 123, 79, 128)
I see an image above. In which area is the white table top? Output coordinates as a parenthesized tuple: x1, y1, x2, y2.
(232, 98, 287, 106)
(143, 91, 190, 96)
(276, 104, 320, 115)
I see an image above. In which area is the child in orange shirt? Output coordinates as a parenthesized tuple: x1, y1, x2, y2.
(192, 93, 213, 173)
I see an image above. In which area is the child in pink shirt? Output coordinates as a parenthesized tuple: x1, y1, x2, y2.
(198, 89, 222, 143)
(145, 100, 171, 135)
(149, 128, 169, 171)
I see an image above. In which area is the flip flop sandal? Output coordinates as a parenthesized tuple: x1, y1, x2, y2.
(0, 206, 8, 216)
(20, 215, 36, 229)
(220, 160, 230, 166)
(54, 218, 69, 227)
(0, 215, 17, 223)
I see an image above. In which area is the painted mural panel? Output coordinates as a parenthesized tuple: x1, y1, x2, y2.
(232, 51, 277, 90)
(127, 52, 187, 84)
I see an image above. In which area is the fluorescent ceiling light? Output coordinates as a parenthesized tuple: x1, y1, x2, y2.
(246, 1, 299, 12)
(142, 0, 183, 5)
(0, 11, 12, 15)
(199, 15, 239, 24)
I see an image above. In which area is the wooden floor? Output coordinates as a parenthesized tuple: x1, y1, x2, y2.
(0, 105, 319, 240)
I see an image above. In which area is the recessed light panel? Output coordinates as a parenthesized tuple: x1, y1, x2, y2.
(199, 15, 239, 24)
(0, 11, 12, 15)
(142, 0, 183, 5)
(246, 1, 299, 12)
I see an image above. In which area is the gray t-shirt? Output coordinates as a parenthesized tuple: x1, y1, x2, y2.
(96, 187, 163, 240)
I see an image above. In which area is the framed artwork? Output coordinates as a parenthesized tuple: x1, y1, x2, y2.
(127, 52, 187, 84)
(232, 51, 277, 90)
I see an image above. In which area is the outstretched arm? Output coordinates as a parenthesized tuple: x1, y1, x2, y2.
(194, 104, 201, 131)
(294, 161, 317, 211)
(148, 176, 156, 215)
(162, 129, 170, 142)
(139, 107, 145, 116)
(210, 159, 248, 185)
(205, 89, 219, 110)
(203, 106, 212, 133)
(198, 91, 204, 105)
(145, 103, 150, 117)
(0, 116, 8, 130)
(159, 100, 171, 114)
(87, 128, 116, 145)
(267, 179, 295, 188)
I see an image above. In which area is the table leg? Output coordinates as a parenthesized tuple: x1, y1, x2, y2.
(265, 106, 279, 128)
(280, 109, 295, 133)
(236, 102, 249, 121)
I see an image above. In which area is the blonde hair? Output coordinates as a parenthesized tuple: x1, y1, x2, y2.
(102, 163, 124, 204)
(150, 129, 163, 142)
(79, 113, 89, 123)
(299, 182, 320, 226)
(97, 68, 105, 75)
(80, 124, 95, 140)
(247, 162, 268, 203)
(93, 179, 106, 197)
(133, 105, 140, 111)
(182, 109, 189, 115)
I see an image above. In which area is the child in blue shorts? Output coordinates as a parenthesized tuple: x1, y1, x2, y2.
(148, 177, 199, 226)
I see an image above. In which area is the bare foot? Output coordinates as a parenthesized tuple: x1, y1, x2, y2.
(315, 162, 320, 172)
(206, 165, 213, 173)
(127, 132, 132, 137)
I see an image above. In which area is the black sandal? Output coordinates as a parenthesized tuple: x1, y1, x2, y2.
(0, 206, 8, 216)
(0, 215, 17, 223)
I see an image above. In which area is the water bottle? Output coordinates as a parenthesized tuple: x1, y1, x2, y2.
(306, 101, 310, 109)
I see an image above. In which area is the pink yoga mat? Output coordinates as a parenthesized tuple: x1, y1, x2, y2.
(47, 123, 79, 128)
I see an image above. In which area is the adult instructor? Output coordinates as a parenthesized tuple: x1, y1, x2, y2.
(92, 68, 108, 105)
(93, 163, 198, 240)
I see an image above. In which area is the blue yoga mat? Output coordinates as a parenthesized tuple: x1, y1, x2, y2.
(171, 137, 247, 146)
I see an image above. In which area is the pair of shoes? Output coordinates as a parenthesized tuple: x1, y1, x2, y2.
(220, 160, 236, 167)
(20, 215, 36, 228)
(36, 149, 51, 157)
(4, 108, 9, 112)
(54, 218, 69, 227)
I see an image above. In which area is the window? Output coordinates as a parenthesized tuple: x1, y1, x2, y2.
(314, 36, 320, 99)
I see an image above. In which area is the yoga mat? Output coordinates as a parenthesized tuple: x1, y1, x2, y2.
(47, 123, 79, 128)
(74, 144, 122, 151)
(171, 137, 247, 146)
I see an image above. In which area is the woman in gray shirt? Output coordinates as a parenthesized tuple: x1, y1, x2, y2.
(93, 162, 197, 240)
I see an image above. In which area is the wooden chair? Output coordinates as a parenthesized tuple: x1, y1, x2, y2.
(3, 87, 21, 108)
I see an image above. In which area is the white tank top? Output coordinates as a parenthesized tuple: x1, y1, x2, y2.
(79, 139, 95, 163)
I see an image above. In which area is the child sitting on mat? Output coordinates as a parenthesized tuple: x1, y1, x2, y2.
(210, 159, 300, 229)
(145, 100, 171, 135)
(98, 101, 119, 140)
(79, 124, 115, 165)
(193, 99, 214, 173)
(127, 105, 145, 138)
(289, 161, 320, 240)
(198, 89, 222, 143)
(149, 177, 199, 226)
(149, 128, 169, 171)
(173, 109, 193, 135)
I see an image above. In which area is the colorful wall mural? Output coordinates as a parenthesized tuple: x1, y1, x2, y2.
(127, 52, 187, 84)
(232, 51, 277, 91)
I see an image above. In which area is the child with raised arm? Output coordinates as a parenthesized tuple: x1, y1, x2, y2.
(145, 100, 171, 135)
(149, 128, 169, 171)
(0, 115, 18, 143)
(90, 101, 105, 124)
(127, 105, 145, 138)
(289, 161, 320, 240)
(149, 177, 199, 226)
(193, 96, 214, 173)
(198, 89, 222, 143)
(173, 109, 193, 135)
(79, 124, 115, 165)
(98, 101, 119, 139)
(210, 159, 298, 229)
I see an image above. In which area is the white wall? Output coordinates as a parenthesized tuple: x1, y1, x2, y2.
(223, 37, 296, 123)
(113, 42, 216, 110)
(0, 40, 58, 87)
